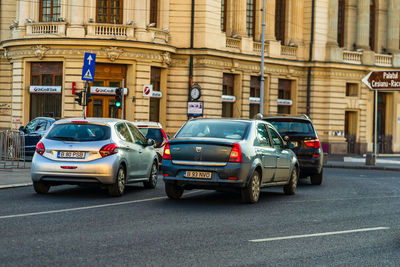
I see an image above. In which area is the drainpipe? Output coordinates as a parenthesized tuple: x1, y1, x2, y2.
(188, 0, 195, 109)
(306, 0, 315, 117)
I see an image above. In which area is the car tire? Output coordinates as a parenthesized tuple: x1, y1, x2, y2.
(108, 165, 126, 197)
(284, 168, 298, 195)
(143, 161, 158, 189)
(241, 171, 261, 204)
(310, 169, 323, 185)
(33, 181, 50, 194)
(165, 183, 183, 200)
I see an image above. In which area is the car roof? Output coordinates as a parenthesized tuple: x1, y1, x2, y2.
(262, 114, 311, 122)
(132, 121, 163, 128)
(54, 117, 128, 125)
(33, 117, 56, 121)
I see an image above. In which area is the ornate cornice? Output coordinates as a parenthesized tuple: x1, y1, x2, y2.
(104, 46, 124, 61)
(31, 45, 49, 60)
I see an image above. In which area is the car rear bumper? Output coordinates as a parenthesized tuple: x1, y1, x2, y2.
(162, 160, 250, 189)
(298, 156, 323, 175)
(31, 154, 118, 185)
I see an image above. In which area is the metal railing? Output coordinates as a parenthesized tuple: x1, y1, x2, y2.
(0, 130, 26, 169)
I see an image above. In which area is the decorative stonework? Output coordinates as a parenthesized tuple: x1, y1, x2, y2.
(3, 48, 11, 60)
(31, 45, 49, 60)
(162, 52, 171, 65)
(104, 47, 124, 61)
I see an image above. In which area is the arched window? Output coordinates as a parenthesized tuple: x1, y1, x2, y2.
(369, 0, 376, 51)
(337, 0, 345, 47)
(246, 0, 256, 38)
(40, 0, 61, 22)
(275, 0, 286, 44)
(96, 0, 123, 24)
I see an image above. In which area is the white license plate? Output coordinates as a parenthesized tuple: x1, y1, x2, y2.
(184, 171, 212, 179)
(57, 151, 85, 159)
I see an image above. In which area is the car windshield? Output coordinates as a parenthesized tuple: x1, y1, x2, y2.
(268, 120, 314, 135)
(138, 128, 164, 146)
(176, 120, 249, 139)
(46, 123, 111, 141)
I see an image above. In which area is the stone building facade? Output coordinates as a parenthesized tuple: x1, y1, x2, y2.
(0, 0, 399, 154)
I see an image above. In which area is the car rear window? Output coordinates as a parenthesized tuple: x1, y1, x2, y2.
(46, 123, 111, 141)
(176, 120, 249, 139)
(267, 120, 314, 136)
(138, 128, 164, 146)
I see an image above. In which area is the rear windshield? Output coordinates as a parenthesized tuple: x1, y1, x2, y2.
(267, 120, 314, 136)
(46, 123, 111, 141)
(138, 128, 164, 146)
(176, 120, 249, 139)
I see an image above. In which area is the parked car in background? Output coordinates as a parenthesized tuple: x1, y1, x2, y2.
(262, 115, 323, 185)
(31, 118, 159, 197)
(162, 118, 299, 203)
(132, 122, 169, 163)
(19, 117, 56, 156)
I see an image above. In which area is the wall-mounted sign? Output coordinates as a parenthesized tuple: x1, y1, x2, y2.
(277, 99, 293, 106)
(143, 85, 153, 97)
(151, 91, 163, 98)
(222, 95, 236, 102)
(90, 87, 127, 95)
(187, 101, 203, 117)
(249, 97, 261, 104)
(29, 86, 62, 94)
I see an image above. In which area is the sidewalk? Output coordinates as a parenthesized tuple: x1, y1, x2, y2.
(0, 155, 399, 190)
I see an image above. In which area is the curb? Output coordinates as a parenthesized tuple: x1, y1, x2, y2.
(0, 182, 32, 189)
(324, 164, 400, 172)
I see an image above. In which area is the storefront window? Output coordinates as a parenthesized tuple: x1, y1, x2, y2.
(277, 79, 291, 114)
(150, 67, 161, 122)
(222, 74, 234, 118)
(250, 76, 260, 118)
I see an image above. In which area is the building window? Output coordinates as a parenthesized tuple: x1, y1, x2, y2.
(275, 0, 286, 44)
(250, 76, 260, 118)
(369, 0, 376, 51)
(246, 0, 256, 38)
(96, 0, 123, 24)
(150, 67, 161, 122)
(346, 83, 358, 97)
(221, 0, 227, 32)
(277, 79, 291, 114)
(222, 74, 235, 118)
(30, 62, 63, 119)
(40, 0, 61, 22)
(338, 0, 345, 47)
(150, 0, 158, 27)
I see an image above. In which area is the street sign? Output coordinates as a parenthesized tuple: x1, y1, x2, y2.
(362, 71, 400, 90)
(81, 52, 96, 81)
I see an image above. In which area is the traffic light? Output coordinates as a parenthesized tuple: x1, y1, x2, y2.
(115, 88, 122, 108)
(74, 91, 83, 106)
(86, 92, 92, 105)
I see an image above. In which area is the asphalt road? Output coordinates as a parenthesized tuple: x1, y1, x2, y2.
(0, 168, 399, 266)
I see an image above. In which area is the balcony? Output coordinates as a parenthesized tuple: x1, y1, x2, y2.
(86, 23, 135, 40)
(281, 45, 297, 58)
(375, 54, 393, 66)
(343, 51, 362, 64)
(25, 22, 67, 37)
(146, 27, 169, 44)
(226, 37, 241, 50)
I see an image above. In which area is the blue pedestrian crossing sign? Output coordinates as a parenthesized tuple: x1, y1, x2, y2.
(81, 52, 96, 81)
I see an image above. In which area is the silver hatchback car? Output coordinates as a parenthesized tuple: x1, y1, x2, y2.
(31, 118, 159, 197)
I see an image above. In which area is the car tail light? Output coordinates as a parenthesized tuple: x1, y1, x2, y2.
(163, 142, 171, 160)
(35, 142, 45, 155)
(99, 144, 118, 157)
(228, 143, 242, 163)
(304, 138, 321, 149)
(161, 128, 168, 140)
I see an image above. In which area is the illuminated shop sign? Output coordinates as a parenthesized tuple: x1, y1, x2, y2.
(221, 95, 236, 102)
(90, 87, 128, 95)
(29, 86, 62, 94)
(249, 97, 261, 104)
(277, 99, 293, 106)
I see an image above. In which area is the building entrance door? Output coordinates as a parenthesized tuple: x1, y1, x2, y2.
(88, 95, 120, 118)
(345, 111, 358, 153)
(377, 93, 392, 153)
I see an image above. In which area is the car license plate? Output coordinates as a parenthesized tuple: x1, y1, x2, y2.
(57, 151, 85, 159)
(184, 171, 212, 179)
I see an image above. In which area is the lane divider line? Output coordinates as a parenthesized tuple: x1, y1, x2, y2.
(249, 227, 390, 243)
(0, 190, 204, 220)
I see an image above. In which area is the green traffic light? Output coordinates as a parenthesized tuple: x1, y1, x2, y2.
(116, 102, 121, 107)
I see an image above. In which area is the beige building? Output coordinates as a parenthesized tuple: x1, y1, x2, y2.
(0, 0, 399, 154)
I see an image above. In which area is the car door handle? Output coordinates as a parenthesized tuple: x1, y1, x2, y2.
(139, 149, 143, 153)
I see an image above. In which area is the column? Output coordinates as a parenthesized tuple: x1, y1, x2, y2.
(18, 0, 29, 25)
(232, 0, 247, 37)
(327, 0, 338, 46)
(356, 0, 370, 50)
(67, 0, 85, 37)
(289, 0, 304, 45)
(265, 0, 276, 41)
(386, 0, 400, 53)
(135, 1, 147, 31)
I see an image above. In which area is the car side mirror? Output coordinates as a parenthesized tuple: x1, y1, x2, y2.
(19, 126, 25, 132)
(147, 139, 155, 147)
(283, 135, 291, 149)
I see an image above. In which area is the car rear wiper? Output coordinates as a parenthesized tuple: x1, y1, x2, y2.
(51, 136, 77, 141)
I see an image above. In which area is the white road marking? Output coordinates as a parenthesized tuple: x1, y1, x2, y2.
(0, 183, 32, 189)
(249, 227, 390, 243)
(0, 190, 203, 220)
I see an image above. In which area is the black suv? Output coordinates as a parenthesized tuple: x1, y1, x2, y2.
(262, 115, 323, 185)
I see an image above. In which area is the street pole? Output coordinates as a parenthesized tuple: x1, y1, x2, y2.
(121, 78, 125, 120)
(83, 81, 88, 119)
(259, 0, 266, 115)
(374, 90, 378, 159)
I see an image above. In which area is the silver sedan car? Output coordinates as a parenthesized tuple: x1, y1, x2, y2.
(31, 118, 159, 197)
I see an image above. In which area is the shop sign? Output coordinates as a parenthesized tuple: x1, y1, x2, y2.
(362, 71, 400, 90)
(29, 86, 62, 94)
(90, 86, 127, 95)
(151, 91, 163, 98)
(187, 101, 203, 117)
(221, 95, 236, 102)
(277, 99, 293, 106)
(143, 85, 153, 97)
(249, 97, 261, 104)
(0, 103, 11, 115)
